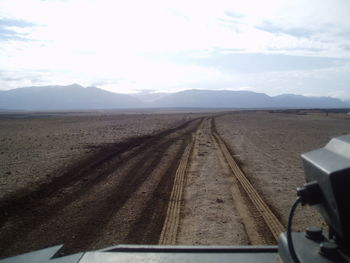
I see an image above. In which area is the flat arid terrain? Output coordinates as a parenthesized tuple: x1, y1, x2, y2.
(0, 110, 349, 258)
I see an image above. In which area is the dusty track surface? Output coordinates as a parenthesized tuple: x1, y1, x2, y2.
(2, 110, 345, 259)
(0, 117, 202, 258)
(213, 126, 283, 242)
(0, 113, 197, 200)
(167, 118, 281, 245)
(175, 118, 249, 245)
(159, 130, 195, 245)
(0, 114, 285, 259)
(215, 111, 350, 231)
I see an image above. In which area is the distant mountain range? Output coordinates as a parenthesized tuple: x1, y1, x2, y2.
(0, 84, 349, 110)
(152, 90, 349, 108)
(0, 84, 144, 110)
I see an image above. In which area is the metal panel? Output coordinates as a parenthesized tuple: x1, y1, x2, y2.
(50, 253, 83, 263)
(80, 250, 278, 263)
(0, 245, 63, 263)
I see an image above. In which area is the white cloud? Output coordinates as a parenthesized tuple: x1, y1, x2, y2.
(0, 0, 350, 99)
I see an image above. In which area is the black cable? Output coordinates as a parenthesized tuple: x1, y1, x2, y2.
(287, 197, 302, 263)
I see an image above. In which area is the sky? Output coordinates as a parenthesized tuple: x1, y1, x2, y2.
(1, 0, 350, 99)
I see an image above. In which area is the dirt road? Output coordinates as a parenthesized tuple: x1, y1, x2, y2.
(176, 118, 250, 245)
(0, 117, 202, 258)
(161, 117, 281, 246)
(214, 111, 350, 231)
(0, 113, 287, 259)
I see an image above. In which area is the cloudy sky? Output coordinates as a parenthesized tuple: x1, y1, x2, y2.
(1, 0, 350, 99)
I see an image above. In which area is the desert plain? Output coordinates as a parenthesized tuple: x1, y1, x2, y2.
(0, 109, 349, 258)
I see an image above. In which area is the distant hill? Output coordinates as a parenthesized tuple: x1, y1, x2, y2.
(151, 90, 273, 108)
(271, 94, 347, 108)
(151, 89, 349, 109)
(0, 84, 145, 110)
(131, 91, 171, 102)
(0, 85, 348, 110)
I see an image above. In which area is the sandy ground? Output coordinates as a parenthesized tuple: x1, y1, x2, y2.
(0, 113, 203, 258)
(215, 111, 350, 231)
(1, 110, 349, 259)
(177, 118, 249, 245)
(0, 112, 199, 200)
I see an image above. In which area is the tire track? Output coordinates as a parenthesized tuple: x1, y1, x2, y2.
(209, 132, 265, 245)
(161, 117, 284, 245)
(158, 132, 196, 245)
(0, 117, 202, 258)
(0, 118, 202, 227)
(212, 121, 285, 241)
(125, 134, 192, 245)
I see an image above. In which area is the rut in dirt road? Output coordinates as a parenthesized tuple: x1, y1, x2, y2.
(174, 118, 250, 245)
(0, 117, 202, 258)
(212, 127, 284, 242)
(161, 117, 283, 245)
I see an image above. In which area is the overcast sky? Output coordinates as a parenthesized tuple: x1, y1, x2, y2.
(1, 0, 350, 99)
